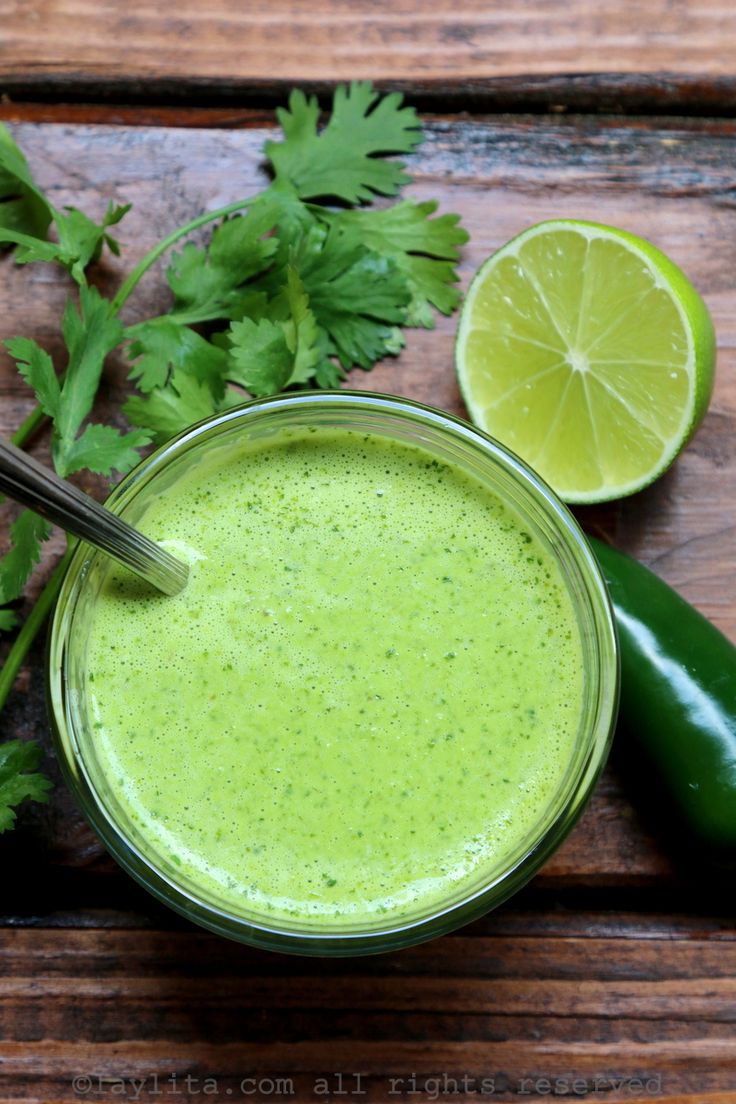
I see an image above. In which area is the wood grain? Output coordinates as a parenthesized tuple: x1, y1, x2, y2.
(1, 113, 735, 909)
(2, 1, 736, 112)
(0, 920, 734, 1101)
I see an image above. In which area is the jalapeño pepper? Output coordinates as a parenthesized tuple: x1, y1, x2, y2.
(590, 536, 736, 853)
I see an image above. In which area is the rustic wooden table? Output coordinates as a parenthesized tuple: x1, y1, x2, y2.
(0, 3, 735, 1102)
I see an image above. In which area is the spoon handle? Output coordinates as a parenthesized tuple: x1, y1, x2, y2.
(0, 438, 188, 596)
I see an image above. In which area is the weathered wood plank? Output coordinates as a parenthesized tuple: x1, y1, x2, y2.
(3, 1, 736, 114)
(1, 114, 734, 896)
(0, 925, 734, 1100)
(0, 103, 278, 128)
(3, 1043, 728, 1104)
(4, 921, 735, 977)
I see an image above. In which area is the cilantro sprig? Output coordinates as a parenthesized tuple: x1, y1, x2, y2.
(119, 87, 467, 441)
(0, 740, 51, 833)
(0, 122, 129, 285)
(0, 83, 467, 827)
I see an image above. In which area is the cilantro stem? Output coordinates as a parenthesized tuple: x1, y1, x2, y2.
(11, 403, 48, 450)
(0, 540, 76, 714)
(110, 197, 254, 312)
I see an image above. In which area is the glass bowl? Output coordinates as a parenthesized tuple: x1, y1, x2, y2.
(47, 392, 618, 955)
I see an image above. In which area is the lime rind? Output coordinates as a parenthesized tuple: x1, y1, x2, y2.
(456, 220, 715, 504)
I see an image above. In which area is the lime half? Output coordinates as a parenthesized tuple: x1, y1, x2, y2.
(456, 220, 715, 503)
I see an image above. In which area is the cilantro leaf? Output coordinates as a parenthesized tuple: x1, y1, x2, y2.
(165, 206, 277, 325)
(232, 215, 411, 384)
(53, 202, 132, 283)
(5, 336, 61, 419)
(0, 124, 53, 241)
(229, 267, 324, 396)
(124, 370, 218, 443)
(61, 424, 152, 477)
(52, 286, 124, 476)
(265, 82, 422, 203)
(1, 203, 131, 284)
(166, 246, 265, 326)
(251, 183, 314, 266)
(0, 510, 51, 608)
(0, 740, 51, 833)
(0, 610, 18, 632)
(228, 318, 292, 397)
(314, 359, 345, 389)
(268, 266, 325, 384)
(282, 220, 411, 370)
(96, 200, 130, 255)
(326, 199, 469, 327)
(126, 318, 229, 396)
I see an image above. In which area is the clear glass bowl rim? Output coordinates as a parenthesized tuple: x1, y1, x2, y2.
(47, 391, 619, 956)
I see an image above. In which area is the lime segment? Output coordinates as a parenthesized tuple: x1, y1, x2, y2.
(456, 220, 715, 503)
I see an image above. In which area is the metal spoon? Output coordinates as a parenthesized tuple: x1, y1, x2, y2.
(0, 436, 188, 596)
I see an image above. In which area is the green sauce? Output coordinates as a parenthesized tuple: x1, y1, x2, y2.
(84, 429, 583, 928)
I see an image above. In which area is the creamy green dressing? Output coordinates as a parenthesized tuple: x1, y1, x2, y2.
(83, 429, 583, 928)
